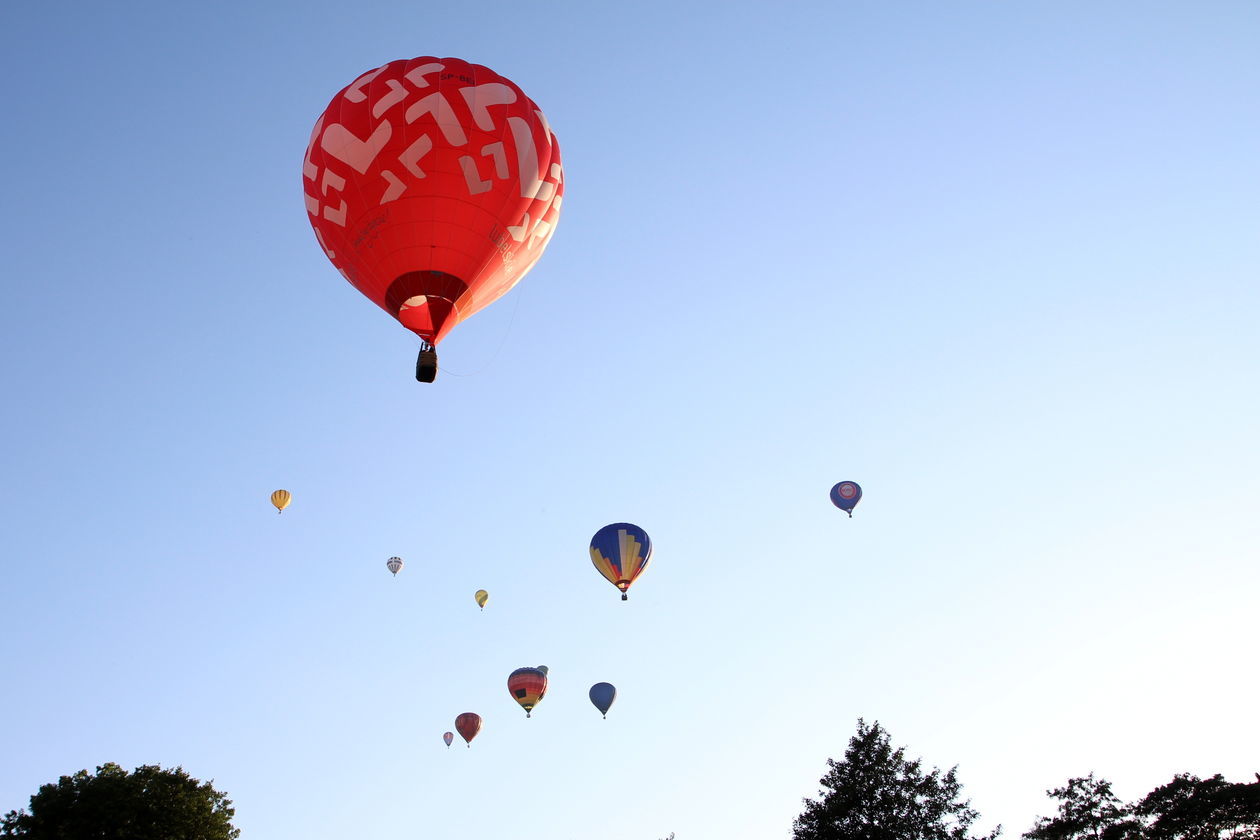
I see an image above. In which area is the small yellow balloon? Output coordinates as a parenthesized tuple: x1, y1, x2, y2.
(270, 489, 291, 513)
(474, 589, 489, 610)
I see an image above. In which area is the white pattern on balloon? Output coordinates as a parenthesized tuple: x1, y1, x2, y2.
(506, 213, 530, 243)
(404, 93, 467, 146)
(529, 219, 552, 249)
(481, 142, 509, 178)
(460, 156, 492, 194)
(461, 83, 518, 131)
(321, 169, 345, 196)
(523, 164, 563, 248)
(399, 135, 434, 178)
(310, 61, 563, 256)
(508, 117, 541, 199)
(344, 66, 386, 103)
(303, 114, 325, 182)
(380, 170, 406, 203)
(321, 121, 392, 174)
(372, 79, 408, 118)
(404, 63, 444, 88)
(322, 200, 347, 226)
(534, 109, 555, 147)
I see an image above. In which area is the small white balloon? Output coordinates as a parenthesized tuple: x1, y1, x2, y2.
(386, 557, 403, 576)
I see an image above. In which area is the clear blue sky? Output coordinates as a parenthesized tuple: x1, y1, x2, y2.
(2, 2, 1258, 838)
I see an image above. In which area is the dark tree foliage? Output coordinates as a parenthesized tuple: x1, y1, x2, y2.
(1024, 774, 1141, 840)
(1135, 774, 1260, 840)
(0, 762, 240, 840)
(793, 718, 1001, 840)
(1026, 772, 1260, 840)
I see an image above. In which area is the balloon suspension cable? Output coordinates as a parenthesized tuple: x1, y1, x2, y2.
(437, 284, 525, 377)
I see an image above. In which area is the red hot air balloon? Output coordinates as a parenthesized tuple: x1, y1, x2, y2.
(303, 57, 564, 382)
(454, 712, 482, 747)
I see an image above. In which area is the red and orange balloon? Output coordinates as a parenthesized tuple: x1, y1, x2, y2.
(507, 666, 548, 718)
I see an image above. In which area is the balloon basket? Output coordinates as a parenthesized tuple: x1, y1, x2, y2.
(416, 346, 438, 383)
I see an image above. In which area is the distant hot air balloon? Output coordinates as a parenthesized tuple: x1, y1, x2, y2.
(442, 731, 454, 748)
(386, 556, 404, 576)
(507, 666, 548, 717)
(270, 489, 291, 513)
(303, 56, 565, 383)
(590, 523, 652, 601)
(589, 682, 616, 719)
(455, 713, 481, 747)
(475, 589, 489, 610)
(830, 481, 862, 517)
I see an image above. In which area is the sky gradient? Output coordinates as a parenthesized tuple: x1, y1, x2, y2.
(1, 2, 1258, 838)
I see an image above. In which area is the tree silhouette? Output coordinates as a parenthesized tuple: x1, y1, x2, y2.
(793, 719, 1000, 840)
(1, 762, 239, 840)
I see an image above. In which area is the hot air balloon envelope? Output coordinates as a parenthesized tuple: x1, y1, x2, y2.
(589, 682, 616, 718)
(386, 556, 403, 575)
(590, 523, 652, 600)
(475, 589, 489, 609)
(507, 666, 548, 717)
(271, 489, 291, 513)
(442, 731, 454, 748)
(830, 481, 862, 516)
(455, 713, 481, 746)
(303, 57, 564, 356)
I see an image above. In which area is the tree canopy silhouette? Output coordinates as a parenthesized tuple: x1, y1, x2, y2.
(793, 719, 1000, 840)
(1, 762, 239, 840)
(1136, 773, 1260, 840)
(1023, 773, 1141, 840)
(1025, 772, 1260, 840)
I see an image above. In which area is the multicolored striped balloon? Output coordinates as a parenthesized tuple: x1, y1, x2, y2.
(590, 523, 652, 601)
(507, 666, 548, 717)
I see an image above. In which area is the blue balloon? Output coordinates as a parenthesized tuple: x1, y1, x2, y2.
(589, 682, 617, 718)
(830, 481, 862, 517)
